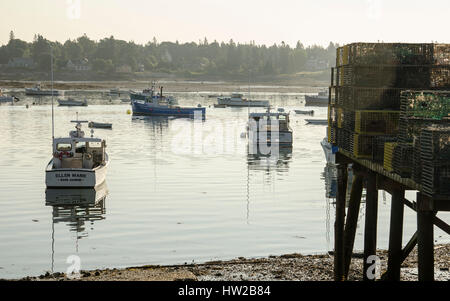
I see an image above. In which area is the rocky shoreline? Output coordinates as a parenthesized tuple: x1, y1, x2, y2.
(9, 244, 450, 281)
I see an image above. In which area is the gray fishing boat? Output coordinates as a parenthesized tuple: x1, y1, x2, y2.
(58, 98, 88, 107)
(25, 84, 60, 96)
(218, 93, 269, 107)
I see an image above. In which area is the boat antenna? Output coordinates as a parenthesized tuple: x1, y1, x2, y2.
(51, 45, 55, 152)
(247, 68, 251, 116)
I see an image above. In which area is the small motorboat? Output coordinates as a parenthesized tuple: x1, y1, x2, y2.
(0, 89, 19, 103)
(45, 118, 109, 188)
(247, 107, 293, 147)
(218, 93, 269, 107)
(321, 138, 336, 165)
(305, 119, 328, 125)
(305, 90, 329, 107)
(58, 98, 88, 107)
(26, 84, 60, 96)
(294, 110, 314, 115)
(89, 121, 112, 129)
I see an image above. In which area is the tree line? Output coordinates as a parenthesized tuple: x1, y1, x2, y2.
(0, 32, 338, 77)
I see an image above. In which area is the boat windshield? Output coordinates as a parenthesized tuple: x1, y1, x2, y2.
(75, 142, 86, 153)
(88, 142, 102, 148)
(57, 143, 72, 151)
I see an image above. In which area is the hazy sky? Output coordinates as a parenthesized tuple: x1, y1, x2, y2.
(0, 0, 448, 46)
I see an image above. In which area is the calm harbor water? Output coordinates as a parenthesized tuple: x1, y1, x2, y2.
(0, 91, 449, 279)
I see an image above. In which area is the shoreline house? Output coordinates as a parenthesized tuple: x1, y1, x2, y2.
(7, 57, 36, 69)
(66, 58, 91, 71)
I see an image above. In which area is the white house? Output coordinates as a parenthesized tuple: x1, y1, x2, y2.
(67, 58, 91, 71)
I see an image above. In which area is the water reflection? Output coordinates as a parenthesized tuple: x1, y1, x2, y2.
(246, 146, 293, 224)
(45, 183, 108, 273)
(132, 116, 170, 132)
(247, 146, 293, 173)
(46, 183, 108, 237)
(322, 163, 337, 199)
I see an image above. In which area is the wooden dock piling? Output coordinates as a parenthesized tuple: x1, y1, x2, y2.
(386, 188, 405, 281)
(334, 163, 347, 281)
(363, 171, 378, 281)
(343, 172, 363, 279)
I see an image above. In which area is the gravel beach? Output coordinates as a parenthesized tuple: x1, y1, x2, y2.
(12, 244, 450, 281)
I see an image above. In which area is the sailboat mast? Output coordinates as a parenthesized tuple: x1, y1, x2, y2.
(51, 46, 55, 151)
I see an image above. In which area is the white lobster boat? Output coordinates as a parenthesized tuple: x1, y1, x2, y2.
(247, 107, 293, 147)
(45, 119, 109, 188)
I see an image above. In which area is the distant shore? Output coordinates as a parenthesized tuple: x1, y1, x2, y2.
(9, 244, 450, 281)
(0, 79, 327, 94)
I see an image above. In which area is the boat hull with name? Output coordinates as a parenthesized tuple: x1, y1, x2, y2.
(46, 154, 109, 188)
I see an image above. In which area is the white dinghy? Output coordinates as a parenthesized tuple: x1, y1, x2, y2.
(45, 118, 109, 188)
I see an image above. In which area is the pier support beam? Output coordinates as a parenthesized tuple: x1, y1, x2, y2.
(363, 171, 378, 281)
(334, 163, 348, 281)
(417, 193, 435, 281)
(343, 173, 363, 279)
(386, 188, 405, 281)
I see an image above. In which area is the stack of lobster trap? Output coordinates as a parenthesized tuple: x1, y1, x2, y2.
(328, 43, 450, 198)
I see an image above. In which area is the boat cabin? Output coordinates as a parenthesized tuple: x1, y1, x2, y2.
(248, 112, 291, 132)
(52, 123, 106, 170)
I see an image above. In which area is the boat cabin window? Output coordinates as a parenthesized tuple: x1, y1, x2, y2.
(88, 142, 102, 148)
(75, 142, 86, 153)
(57, 143, 72, 151)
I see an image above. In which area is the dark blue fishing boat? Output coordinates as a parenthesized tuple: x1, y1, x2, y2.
(130, 85, 205, 119)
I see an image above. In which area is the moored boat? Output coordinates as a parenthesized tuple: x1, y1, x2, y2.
(26, 84, 60, 96)
(321, 137, 336, 164)
(247, 107, 293, 147)
(0, 89, 17, 103)
(305, 90, 329, 106)
(58, 98, 88, 107)
(131, 85, 205, 119)
(45, 118, 109, 188)
(305, 119, 328, 125)
(294, 109, 314, 115)
(130, 84, 178, 106)
(89, 121, 112, 129)
(218, 93, 269, 107)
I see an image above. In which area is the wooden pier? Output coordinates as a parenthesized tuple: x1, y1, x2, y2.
(333, 150, 450, 281)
